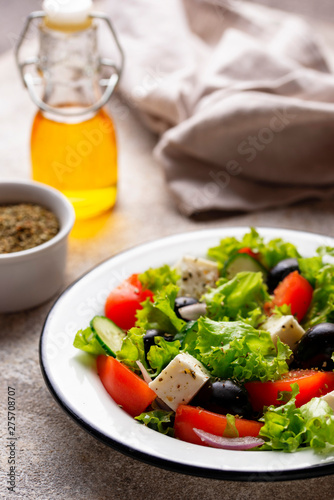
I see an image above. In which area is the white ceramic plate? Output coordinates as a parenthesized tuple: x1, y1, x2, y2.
(40, 227, 334, 481)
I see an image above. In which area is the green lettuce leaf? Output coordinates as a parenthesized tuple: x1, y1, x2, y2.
(116, 326, 148, 371)
(207, 228, 263, 271)
(261, 238, 300, 270)
(203, 271, 270, 327)
(174, 320, 198, 355)
(136, 284, 186, 334)
(259, 384, 304, 452)
(223, 414, 239, 438)
(297, 256, 324, 288)
(147, 337, 181, 375)
(73, 327, 107, 355)
(193, 317, 290, 382)
(138, 264, 179, 293)
(302, 264, 334, 329)
(300, 398, 334, 450)
(272, 304, 292, 317)
(207, 228, 300, 272)
(135, 410, 174, 436)
(317, 245, 334, 257)
(260, 384, 334, 452)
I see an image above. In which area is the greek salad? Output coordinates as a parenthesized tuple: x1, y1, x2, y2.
(73, 228, 334, 452)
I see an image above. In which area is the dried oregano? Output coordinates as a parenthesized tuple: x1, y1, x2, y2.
(0, 203, 60, 253)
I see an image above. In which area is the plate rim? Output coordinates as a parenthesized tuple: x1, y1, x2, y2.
(39, 226, 334, 482)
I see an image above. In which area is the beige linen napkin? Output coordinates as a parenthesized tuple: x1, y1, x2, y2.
(105, 0, 334, 216)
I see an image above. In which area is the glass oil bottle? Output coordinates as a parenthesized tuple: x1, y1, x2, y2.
(16, 0, 124, 219)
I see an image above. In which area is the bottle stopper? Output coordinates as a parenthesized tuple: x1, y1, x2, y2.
(42, 0, 93, 27)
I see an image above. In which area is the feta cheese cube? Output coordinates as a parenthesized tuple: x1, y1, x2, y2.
(260, 315, 305, 352)
(175, 255, 219, 299)
(148, 353, 210, 411)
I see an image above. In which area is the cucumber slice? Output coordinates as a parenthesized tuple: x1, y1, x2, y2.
(223, 253, 268, 281)
(90, 316, 125, 357)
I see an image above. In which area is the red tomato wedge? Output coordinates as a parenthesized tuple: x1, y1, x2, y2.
(245, 370, 334, 412)
(104, 273, 154, 331)
(174, 405, 262, 446)
(238, 247, 259, 260)
(97, 355, 156, 417)
(266, 271, 313, 322)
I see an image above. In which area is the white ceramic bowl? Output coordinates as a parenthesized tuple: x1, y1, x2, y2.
(0, 180, 75, 313)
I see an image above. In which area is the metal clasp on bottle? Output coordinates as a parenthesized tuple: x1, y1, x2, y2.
(15, 11, 124, 117)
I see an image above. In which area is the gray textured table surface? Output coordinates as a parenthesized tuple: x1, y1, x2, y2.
(1, 3, 334, 500)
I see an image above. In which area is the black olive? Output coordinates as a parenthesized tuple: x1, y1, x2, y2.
(294, 323, 334, 370)
(267, 258, 300, 293)
(143, 329, 174, 359)
(174, 296, 198, 319)
(191, 380, 253, 418)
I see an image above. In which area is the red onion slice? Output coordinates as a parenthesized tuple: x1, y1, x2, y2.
(136, 360, 152, 384)
(152, 397, 173, 411)
(193, 428, 264, 450)
(178, 302, 207, 321)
